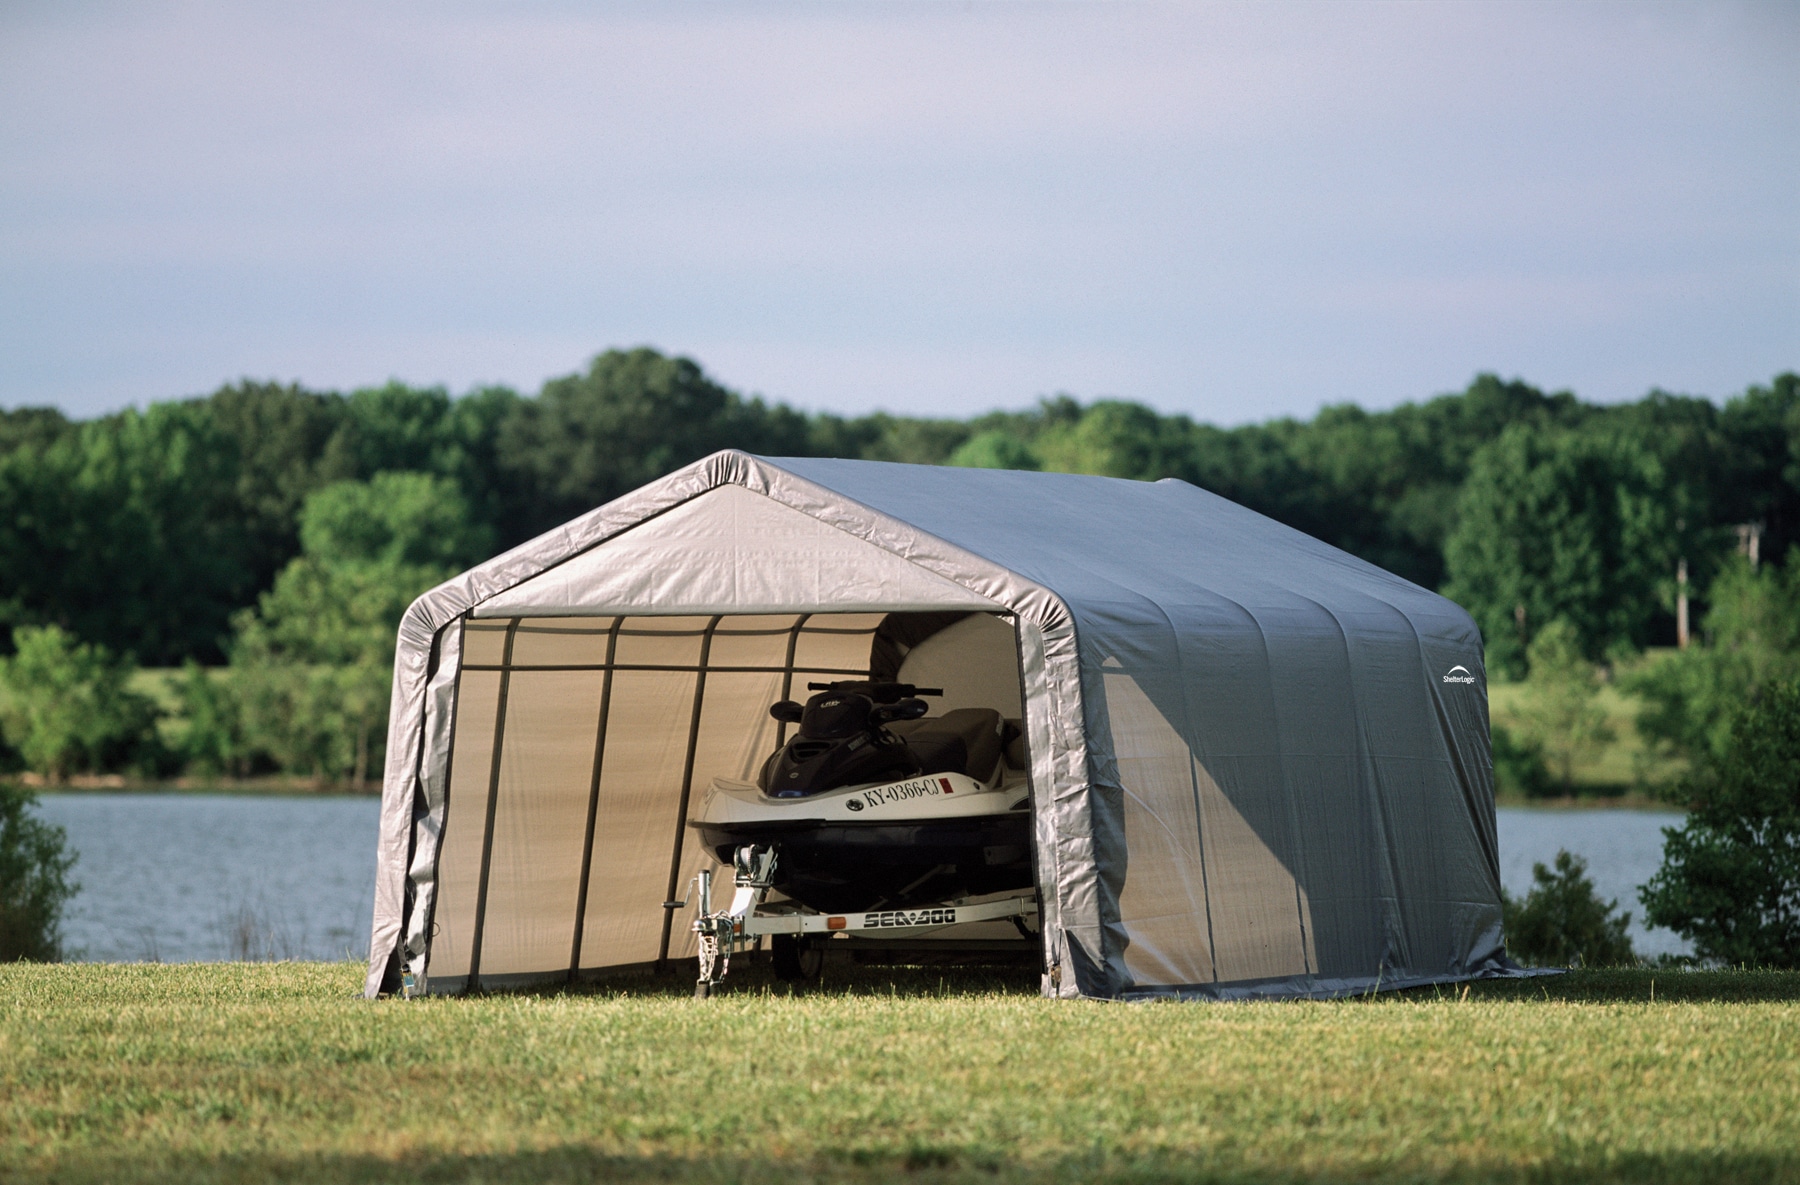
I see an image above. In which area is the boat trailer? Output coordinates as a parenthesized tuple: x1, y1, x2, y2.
(672, 845, 1039, 997)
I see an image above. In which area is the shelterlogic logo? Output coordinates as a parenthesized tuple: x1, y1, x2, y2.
(1442, 665, 1477, 685)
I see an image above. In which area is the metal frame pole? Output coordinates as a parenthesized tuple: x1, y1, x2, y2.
(465, 617, 521, 992)
(775, 612, 812, 749)
(567, 615, 625, 980)
(657, 615, 724, 968)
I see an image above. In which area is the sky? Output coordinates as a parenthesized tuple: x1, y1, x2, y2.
(1, 1, 1795, 424)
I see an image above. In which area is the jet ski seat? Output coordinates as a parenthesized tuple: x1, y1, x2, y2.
(887, 708, 1004, 783)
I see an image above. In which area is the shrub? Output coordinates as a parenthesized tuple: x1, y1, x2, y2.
(1640, 680, 1800, 967)
(1622, 556, 1800, 774)
(230, 656, 391, 785)
(0, 625, 160, 781)
(1503, 849, 1635, 967)
(172, 662, 252, 778)
(1506, 619, 1614, 792)
(1490, 723, 1553, 798)
(0, 783, 78, 961)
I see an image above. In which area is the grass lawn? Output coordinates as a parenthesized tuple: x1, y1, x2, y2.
(3, 962, 1798, 1184)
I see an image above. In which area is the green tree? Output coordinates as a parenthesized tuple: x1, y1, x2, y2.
(0, 626, 160, 782)
(808, 410, 974, 467)
(1176, 375, 1582, 590)
(321, 382, 520, 543)
(230, 472, 484, 784)
(1623, 556, 1800, 772)
(497, 349, 812, 536)
(298, 470, 494, 572)
(1717, 372, 1800, 566)
(1444, 422, 1677, 676)
(203, 380, 349, 600)
(0, 403, 254, 664)
(1640, 681, 1800, 967)
(0, 407, 74, 457)
(1503, 850, 1635, 967)
(1507, 619, 1616, 792)
(203, 378, 521, 599)
(946, 430, 1040, 471)
(1033, 400, 1193, 479)
(171, 662, 251, 779)
(0, 784, 77, 961)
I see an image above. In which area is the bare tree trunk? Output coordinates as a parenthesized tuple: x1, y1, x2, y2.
(1676, 557, 1689, 650)
(353, 716, 369, 789)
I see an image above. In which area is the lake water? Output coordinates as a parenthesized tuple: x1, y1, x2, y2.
(30, 795, 1691, 963)
(1496, 807, 1689, 958)
(35, 793, 379, 964)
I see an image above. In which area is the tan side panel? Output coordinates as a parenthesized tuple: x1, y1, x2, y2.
(477, 670, 605, 977)
(663, 669, 790, 952)
(615, 617, 710, 667)
(509, 618, 618, 667)
(708, 615, 804, 669)
(1104, 672, 1215, 987)
(578, 669, 700, 969)
(429, 668, 502, 981)
(463, 620, 511, 667)
(1195, 760, 1313, 982)
(791, 615, 881, 674)
(693, 671, 786, 785)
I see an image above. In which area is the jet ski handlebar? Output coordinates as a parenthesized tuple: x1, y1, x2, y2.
(804, 681, 944, 702)
(768, 682, 941, 725)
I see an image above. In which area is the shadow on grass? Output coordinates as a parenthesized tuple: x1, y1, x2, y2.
(1403, 967, 1800, 1005)
(478, 955, 1043, 1002)
(15, 1145, 1800, 1185)
(447, 959, 1800, 1006)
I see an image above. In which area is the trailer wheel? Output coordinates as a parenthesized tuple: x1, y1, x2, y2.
(771, 935, 824, 984)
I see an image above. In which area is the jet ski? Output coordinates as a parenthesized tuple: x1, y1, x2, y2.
(691, 681, 1033, 913)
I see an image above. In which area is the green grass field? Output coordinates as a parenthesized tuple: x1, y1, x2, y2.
(1487, 680, 1643, 792)
(4, 962, 1798, 1184)
(1488, 650, 1687, 801)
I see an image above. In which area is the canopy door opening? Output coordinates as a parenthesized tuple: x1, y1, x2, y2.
(420, 610, 1033, 994)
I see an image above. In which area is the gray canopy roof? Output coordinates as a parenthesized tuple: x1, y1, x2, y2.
(367, 450, 1512, 999)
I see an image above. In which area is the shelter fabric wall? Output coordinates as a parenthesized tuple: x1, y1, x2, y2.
(374, 451, 1509, 1003)
(1103, 667, 1318, 988)
(1080, 564, 1499, 998)
(476, 484, 998, 618)
(769, 458, 1509, 1000)
(422, 612, 890, 992)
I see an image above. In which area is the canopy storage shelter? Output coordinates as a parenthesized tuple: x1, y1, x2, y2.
(366, 450, 1513, 1000)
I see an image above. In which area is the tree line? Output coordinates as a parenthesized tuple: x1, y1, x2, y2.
(0, 348, 1796, 783)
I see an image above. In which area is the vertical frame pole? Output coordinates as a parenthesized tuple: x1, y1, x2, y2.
(568, 615, 624, 980)
(465, 616, 520, 992)
(657, 615, 723, 969)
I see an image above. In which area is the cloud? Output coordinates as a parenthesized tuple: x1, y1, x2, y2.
(1, 0, 1794, 420)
